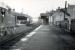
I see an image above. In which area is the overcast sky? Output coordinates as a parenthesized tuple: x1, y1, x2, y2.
(0, 0, 75, 21)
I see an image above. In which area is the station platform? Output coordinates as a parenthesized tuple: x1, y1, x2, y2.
(6, 24, 75, 50)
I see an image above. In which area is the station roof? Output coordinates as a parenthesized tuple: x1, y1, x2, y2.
(60, 9, 70, 16)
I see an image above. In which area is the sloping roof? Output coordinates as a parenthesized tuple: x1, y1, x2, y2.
(11, 11, 31, 19)
(68, 5, 75, 8)
(60, 9, 70, 16)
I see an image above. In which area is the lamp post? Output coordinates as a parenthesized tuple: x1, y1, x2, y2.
(64, 1, 67, 29)
(64, 1, 67, 20)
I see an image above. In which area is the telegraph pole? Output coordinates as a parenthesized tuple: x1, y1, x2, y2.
(64, 1, 67, 20)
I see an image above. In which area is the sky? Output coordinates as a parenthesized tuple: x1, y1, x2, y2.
(0, 0, 75, 21)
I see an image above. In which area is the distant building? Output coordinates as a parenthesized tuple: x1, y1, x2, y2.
(40, 13, 49, 24)
(50, 4, 75, 32)
(67, 5, 75, 32)
(0, 2, 32, 27)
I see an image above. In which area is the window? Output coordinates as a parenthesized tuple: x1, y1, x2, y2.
(17, 16, 27, 20)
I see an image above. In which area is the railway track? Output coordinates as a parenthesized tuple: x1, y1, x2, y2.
(0, 24, 40, 46)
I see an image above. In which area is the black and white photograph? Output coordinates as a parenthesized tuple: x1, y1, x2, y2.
(0, 0, 75, 50)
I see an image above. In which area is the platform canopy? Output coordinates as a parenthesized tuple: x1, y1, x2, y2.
(40, 13, 49, 19)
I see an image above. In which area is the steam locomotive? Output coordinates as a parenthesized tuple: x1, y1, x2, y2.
(0, 5, 32, 41)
